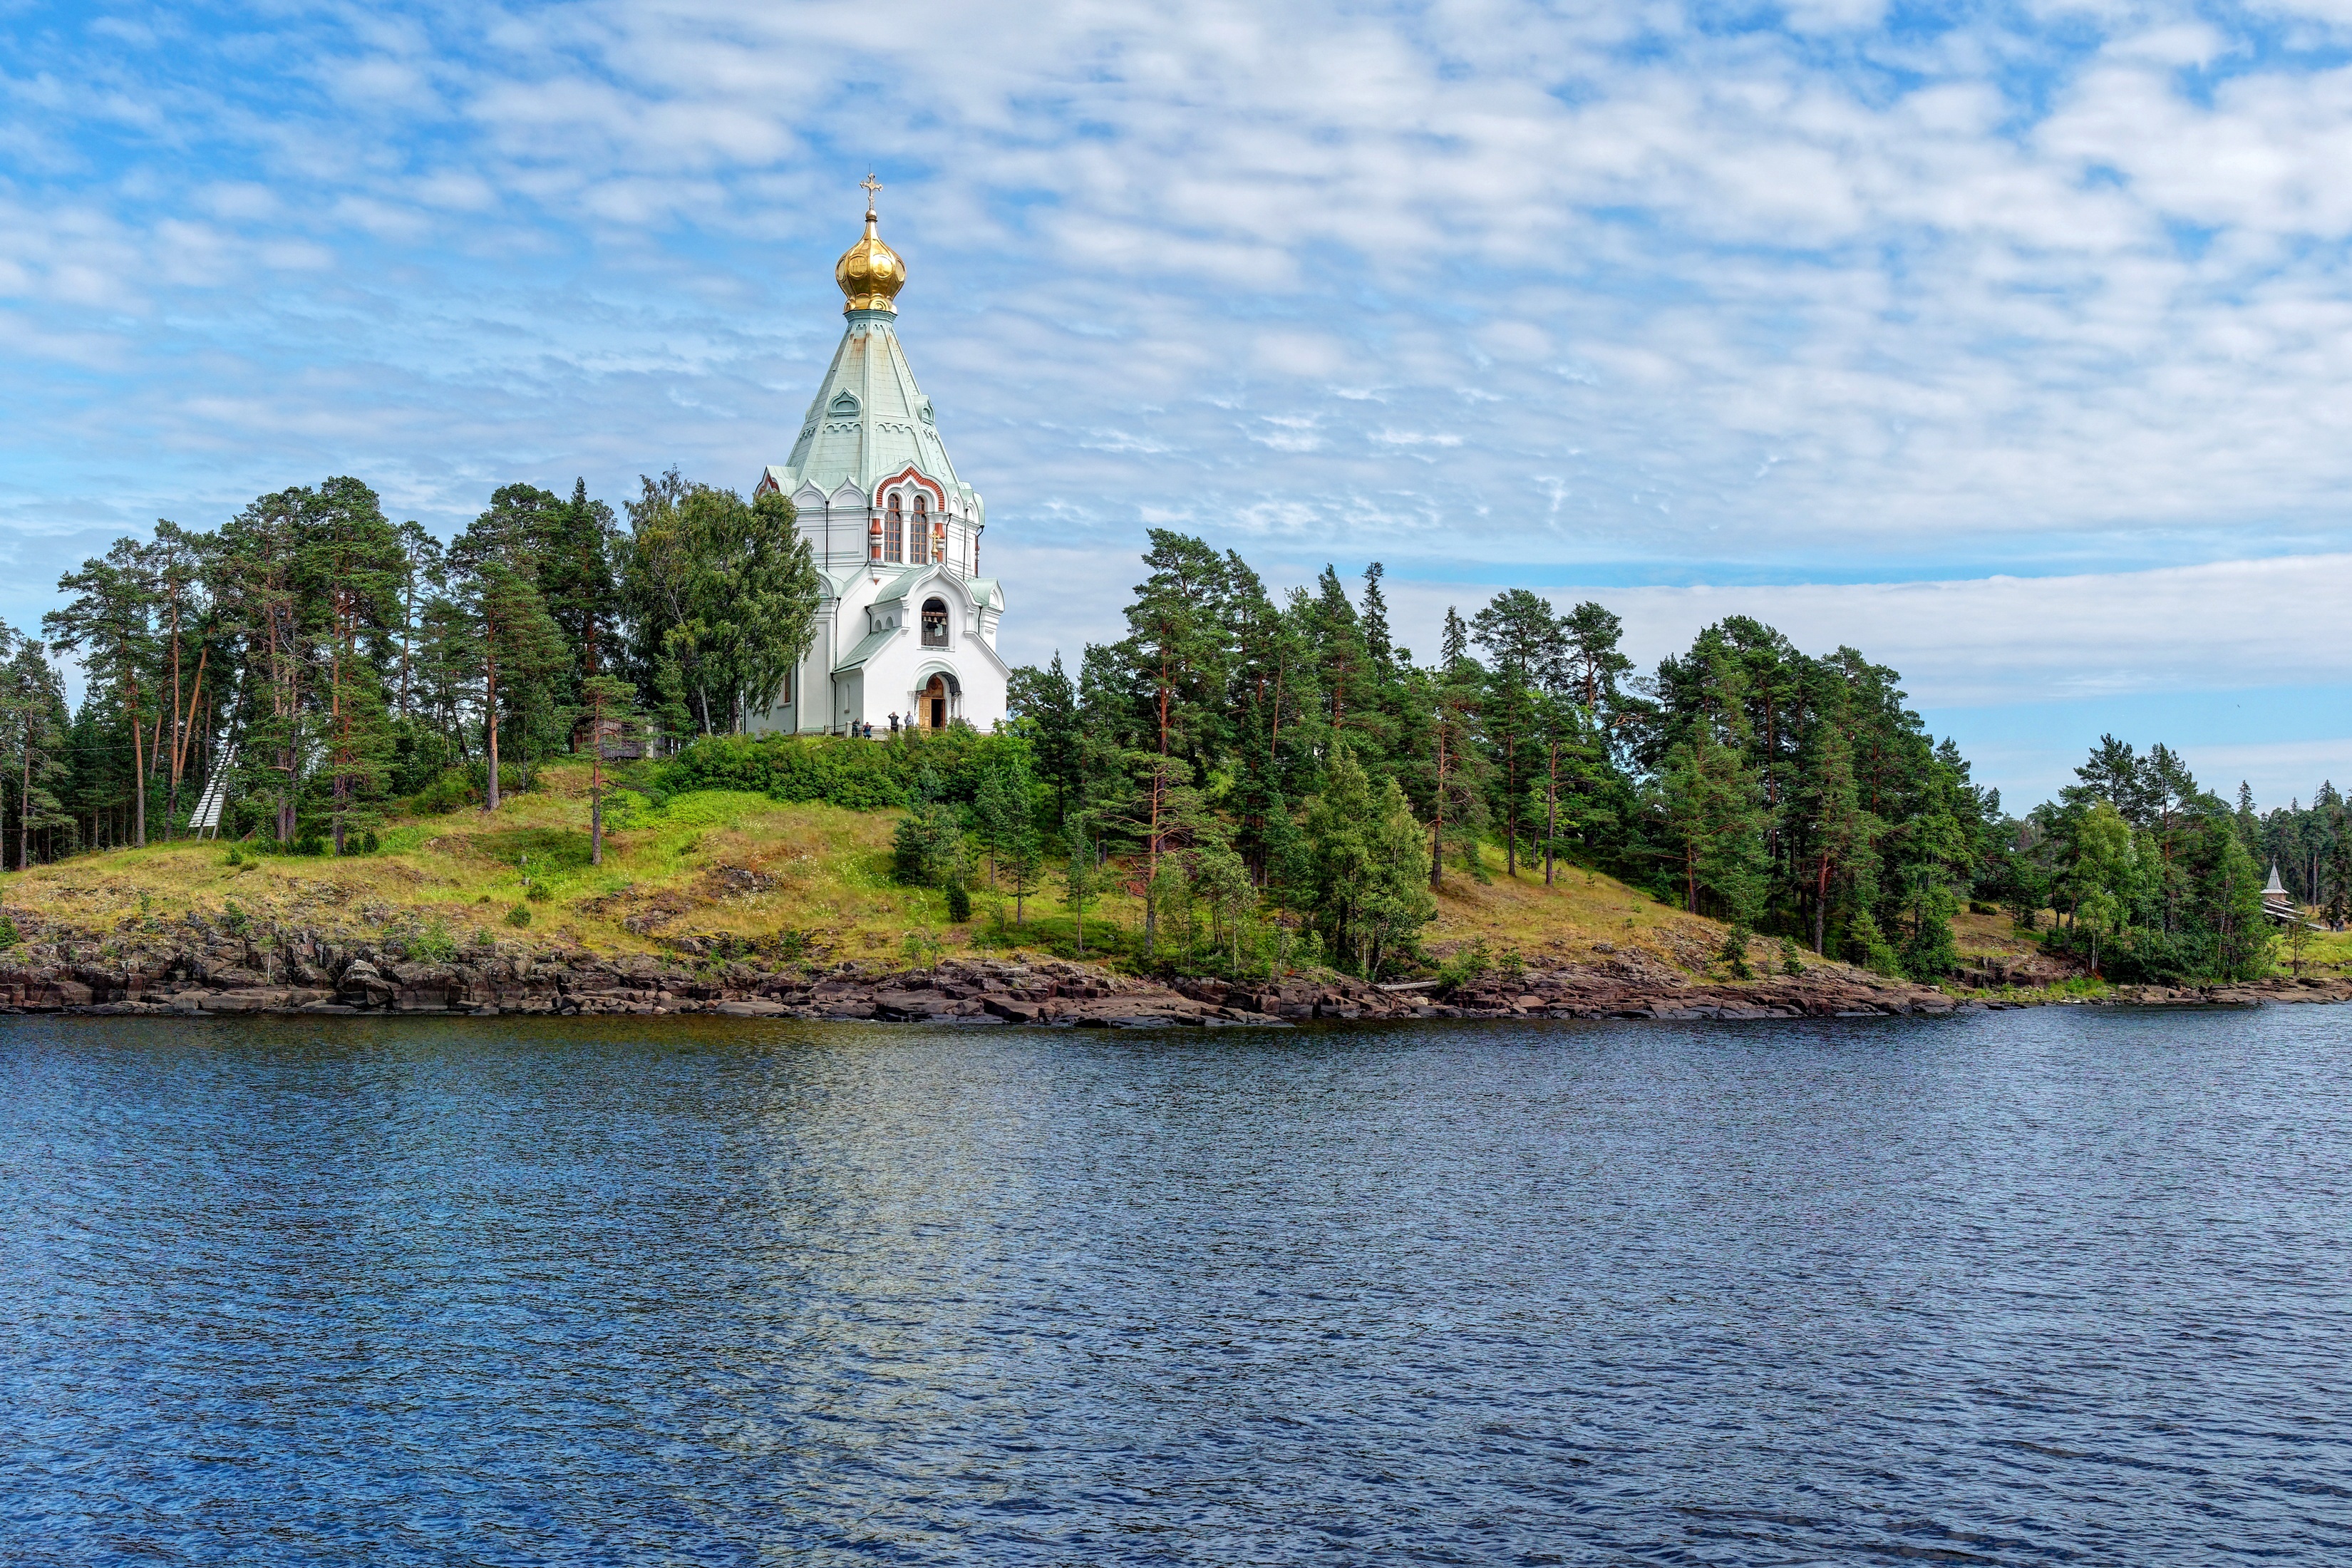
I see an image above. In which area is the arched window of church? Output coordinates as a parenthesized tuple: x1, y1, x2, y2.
(922, 597, 949, 647)
(884, 493, 903, 562)
(913, 493, 930, 562)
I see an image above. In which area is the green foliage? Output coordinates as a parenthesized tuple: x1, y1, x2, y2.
(1845, 908, 1901, 976)
(1720, 922, 1754, 979)
(525, 882, 552, 903)
(901, 928, 944, 969)
(0, 914, 18, 949)
(1062, 820, 1099, 958)
(408, 769, 474, 815)
(220, 901, 249, 934)
(621, 471, 820, 742)
(2016, 739, 2280, 984)
(505, 904, 532, 927)
(945, 884, 972, 922)
(406, 918, 457, 963)
(1438, 937, 1491, 989)
(892, 800, 966, 889)
(1302, 744, 1438, 977)
(654, 728, 1034, 814)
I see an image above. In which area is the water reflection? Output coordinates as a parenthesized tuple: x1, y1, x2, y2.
(4, 1010, 2348, 1564)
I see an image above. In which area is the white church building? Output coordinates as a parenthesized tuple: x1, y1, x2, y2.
(748, 186, 1007, 736)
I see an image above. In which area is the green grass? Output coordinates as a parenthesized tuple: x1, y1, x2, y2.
(0, 760, 1934, 988)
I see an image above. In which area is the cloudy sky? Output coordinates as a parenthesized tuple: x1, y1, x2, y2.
(6, 0, 2352, 808)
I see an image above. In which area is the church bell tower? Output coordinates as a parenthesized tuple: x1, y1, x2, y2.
(748, 177, 1009, 737)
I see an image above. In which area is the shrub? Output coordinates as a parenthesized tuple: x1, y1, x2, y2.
(0, 914, 19, 949)
(945, 884, 971, 922)
(1899, 910, 1959, 984)
(220, 901, 249, 934)
(222, 845, 242, 867)
(1719, 923, 1755, 979)
(656, 728, 1038, 814)
(525, 883, 552, 903)
(465, 760, 527, 800)
(406, 919, 457, 964)
(892, 800, 965, 887)
(505, 905, 532, 928)
(1779, 937, 1807, 976)
(1438, 938, 1492, 989)
(409, 769, 473, 816)
(1845, 909, 1902, 976)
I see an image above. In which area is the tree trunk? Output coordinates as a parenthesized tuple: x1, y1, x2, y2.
(1544, 736, 1559, 886)
(485, 652, 502, 812)
(1430, 721, 1446, 890)
(1813, 853, 1830, 954)
(128, 674, 146, 847)
(1143, 765, 1162, 960)
(1504, 732, 1517, 877)
(171, 647, 206, 832)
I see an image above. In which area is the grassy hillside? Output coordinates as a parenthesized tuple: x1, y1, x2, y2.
(0, 758, 1763, 976)
(17, 755, 2319, 986)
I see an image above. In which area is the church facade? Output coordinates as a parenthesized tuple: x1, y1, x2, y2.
(747, 190, 1007, 736)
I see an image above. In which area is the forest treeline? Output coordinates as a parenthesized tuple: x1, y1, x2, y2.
(993, 530, 2002, 977)
(0, 472, 816, 859)
(0, 488, 2320, 987)
(987, 530, 2297, 984)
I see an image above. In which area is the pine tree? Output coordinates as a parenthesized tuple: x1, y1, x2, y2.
(577, 674, 640, 867)
(301, 478, 407, 852)
(1425, 607, 1490, 887)
(1471, 589, 1566, 877)
(44, 539, 158, 846)
(0, 634, 71, 869)
(449, 505, 568, 813)
(1006, 652, 1083, 823)
(541, 478, 623, 693)
(1063, 817, 1098, 956)
(1004, 791, 1044, 927)
(1111, 531, 1235, 956)
(146, 522, 212, 834)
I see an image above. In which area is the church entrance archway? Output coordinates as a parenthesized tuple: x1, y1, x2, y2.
(923, 674, 948, 731)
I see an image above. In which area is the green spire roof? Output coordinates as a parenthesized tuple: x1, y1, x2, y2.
(767, 310, 982, 522)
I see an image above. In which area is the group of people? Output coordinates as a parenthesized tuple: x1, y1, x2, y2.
(847, 711, 913, 739)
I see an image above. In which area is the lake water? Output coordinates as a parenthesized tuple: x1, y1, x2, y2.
(4, 1008, 2348, 1565)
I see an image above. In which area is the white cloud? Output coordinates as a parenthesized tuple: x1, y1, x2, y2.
(10, 0, 2352, 800)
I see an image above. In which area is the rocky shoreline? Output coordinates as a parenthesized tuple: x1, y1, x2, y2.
(0, 910, 2344, 1023)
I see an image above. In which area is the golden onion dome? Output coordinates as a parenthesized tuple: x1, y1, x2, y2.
(834, 203, 906, 314)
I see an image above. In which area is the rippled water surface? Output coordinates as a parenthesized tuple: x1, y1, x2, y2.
(5, 1009, 2350, 1565)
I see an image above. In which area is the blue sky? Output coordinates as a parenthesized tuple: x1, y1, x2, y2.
(6, 0, 2352, 809)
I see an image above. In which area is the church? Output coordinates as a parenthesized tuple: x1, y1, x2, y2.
(748, 182, 1008, 736)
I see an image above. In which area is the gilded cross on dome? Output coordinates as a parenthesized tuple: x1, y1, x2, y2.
(835, 173, 906, 313)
